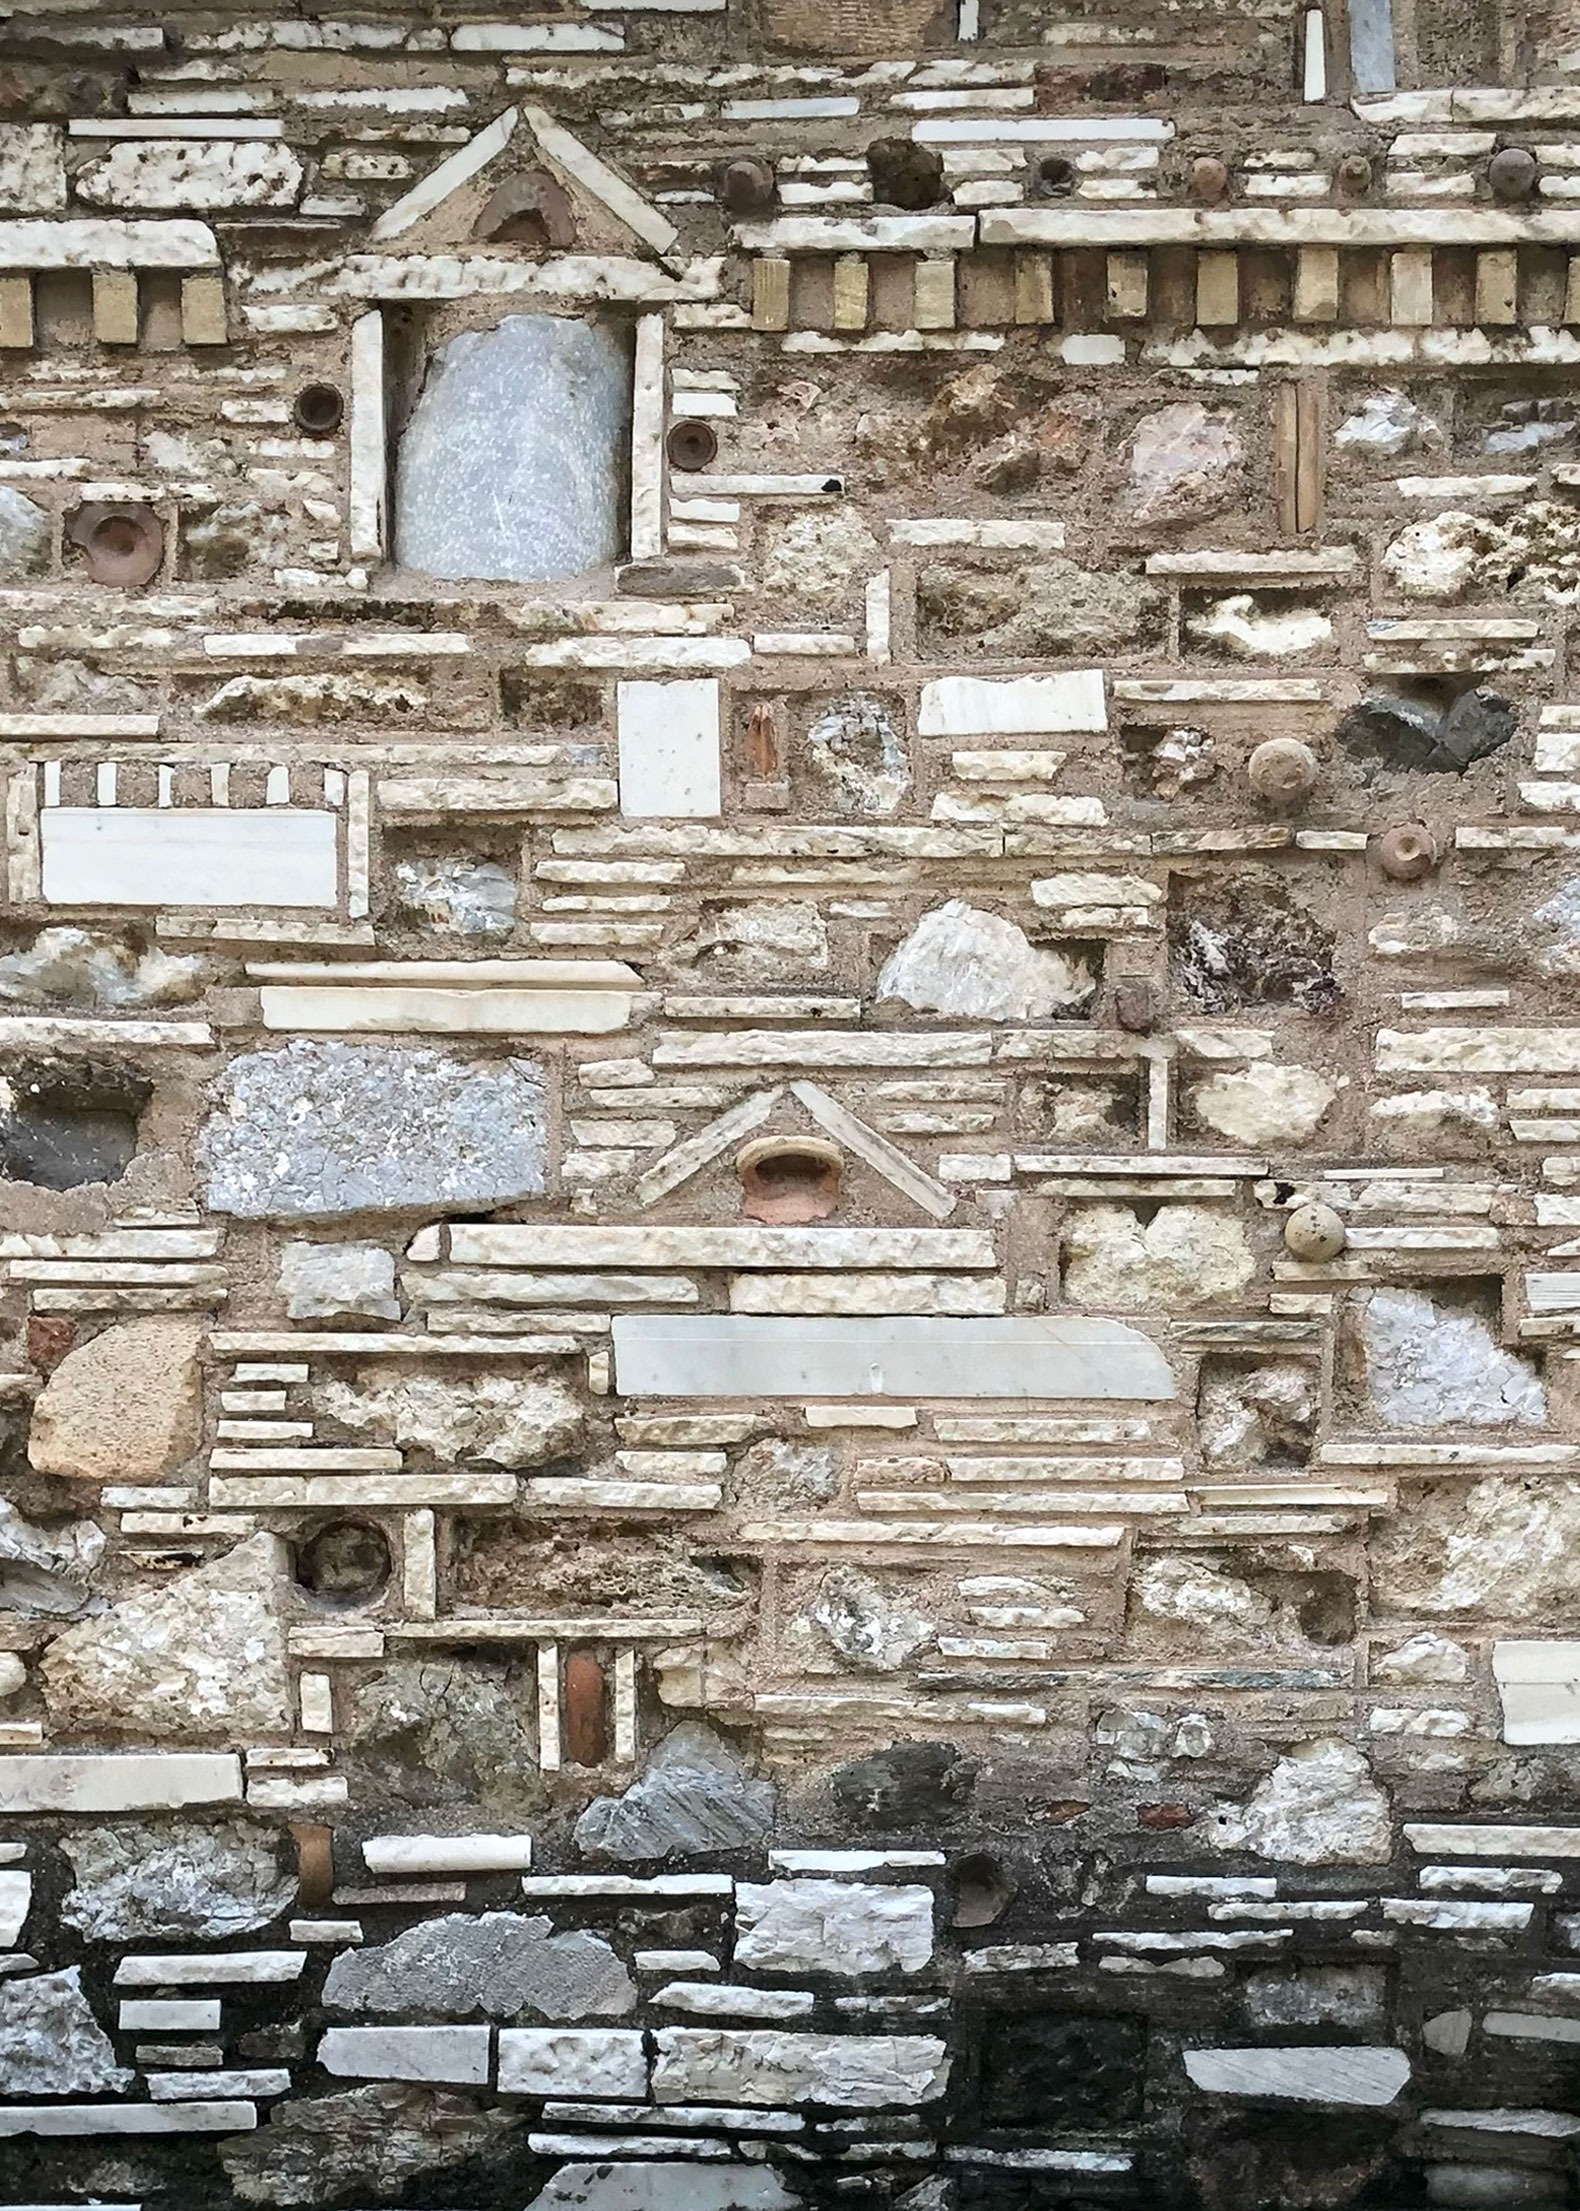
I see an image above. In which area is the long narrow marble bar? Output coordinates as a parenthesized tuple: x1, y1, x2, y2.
(0, 1754, 241, 1813)
(0, 2102, 255, 2136)
(981, 206, 1580, 247)
(449, 1227, 996, 1269)
(611, 1316, 1176, 1400)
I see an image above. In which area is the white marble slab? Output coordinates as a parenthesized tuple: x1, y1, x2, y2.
(0, 1754, 241, 1813)
(918, 672, 1106, 737)
(41, 809, 338, 909)
(1184, 2048, 1410, 2105)
(617, 677, 722, 818)
(320, 2026, 490, 2085)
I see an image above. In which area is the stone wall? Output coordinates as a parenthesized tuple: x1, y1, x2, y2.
(1, 1, 1579, 2205)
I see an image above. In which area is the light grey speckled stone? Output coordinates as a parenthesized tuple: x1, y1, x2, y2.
(200, 1039, 548, 1218)
(62, 1820, 293, 1943)
(0, 1967, 130, 2096)
(323, 1912, 634, 2019)
(395, 313, 632, 585)
(576, 1721, 777, 1862)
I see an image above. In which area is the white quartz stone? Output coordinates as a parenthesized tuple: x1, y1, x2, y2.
(40, 809, 337, 909)
(1190, 1065, 1337, 1146)
(877, 902, 1095, 1022)
(1203, 1740, 1392, 1866)
(1354, 1287, 1545, 1428)
(1184, 2047, 1410, 2105)
(319, 2025, 490, 2085)
(734, 1882, 934, 1977)
(280, 1242, 399, 1322)
(498, 2028, 648, 2099)
(618, 679, 722, 819)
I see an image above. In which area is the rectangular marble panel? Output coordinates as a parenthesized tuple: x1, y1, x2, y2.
(618, 677, 721, 818)
(41, 808, 338, 909)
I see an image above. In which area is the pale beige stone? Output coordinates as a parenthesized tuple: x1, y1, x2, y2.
(1062, 1204, 1256, 1310)
(28, 1318, 202, 1485)
(1190, 1065, 1337, 1146)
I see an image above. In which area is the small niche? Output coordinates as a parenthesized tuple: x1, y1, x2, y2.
(294, 1519, 393, 1608)
(0, 1058, 151, 1191)
(737, 1136, 843, 1225)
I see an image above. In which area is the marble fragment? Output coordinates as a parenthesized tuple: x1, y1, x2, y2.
(324, 1912, 635, 2018)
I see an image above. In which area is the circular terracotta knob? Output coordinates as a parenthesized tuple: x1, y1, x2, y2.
(1488, 145, 1538, 201)
(1337, 153, 1374, 196)
(1247, 737, 1319, 805)
(1285, 1200, 1346, 1261)
(293, 382, 344, 436)
(1377, 822, 1437, 881)
(1191, 155, 1230, 201)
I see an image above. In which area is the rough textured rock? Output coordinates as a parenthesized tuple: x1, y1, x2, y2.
(918, 556, 1155, 657)
(651, 2028, 950, 2110)
(200, 1040, 548, 1217)
(1372, 1477, 1580, 1616)
(1198, 1361, 1318, 1470)
(343, 1657, 548, 1817)
(219, 2082, 522, 2206)
(806, 693, 911, 815)
(0, 124, 65, 212)
(576, 1722, 777, 1860)
(525, 2166, 803, 2210)
(281, 1241, 400, 1322)
(1373, 1631, 1470, 1683)
(762, 505, 880, 604)
(1353, 1287, 1545, 1428)
(0, 927, 202, 1007)
(878, 902, 1095, 1021)
(1131, 1556, 1273, 1638)
(830, 1741, 977, 1829)
(395, 314, 632, 584)
(1187, 595, 1331, 657)
(322, 1367, 582, 1466)
(1241, 1965, 1387, 2030)
(807, 1569, 933, 1672)
(27, 1316, 202, 1484)
(1125, 402, 1242, 525)
(1334, 389, 1441, 456)
(1382, 511, 1489, 597)
(61, 1820, 293, 1942)
(1190, 1064, 1337, 1145)
(0, 1967, 130, 2095)
(1063, 1203, 1256, 1309)
(0, 485, 49, 578)
(394, 856, 517, 938)
(41, 1531, 293, 1740)
(324, 1911, 635, 2018)
(1170, 870, 1339, 1013)
(0, 1498, 103, 1615)
(735, 1880, 934, 1975)
(678, 900, 829, 976)
(1337, 687, 1516, 773)
(1202, 1739, 1392, 1865)
(77, 139, 304, 209)
(198, 671, 426, 723)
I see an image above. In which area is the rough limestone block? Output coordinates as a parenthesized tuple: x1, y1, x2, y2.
(29, 1317, 202, 1485)
(734, 1880, 935, 1975)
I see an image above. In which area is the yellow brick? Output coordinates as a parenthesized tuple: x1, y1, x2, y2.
(1474, 248, 1518, 327)
(1195, 250, 1240, 327)
(831, 254, 869, 332)
(752, 257, 792, 333)
(1293, 248, 1340, 324)
(0, 275, 32, 351)
(1106, 252, 1149, 320)
(92, 268, 139, 346)
(914, 257, 957, 331)
(181, 273, 228, 347)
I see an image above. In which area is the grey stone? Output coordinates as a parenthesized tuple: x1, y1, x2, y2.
(61, 1820, 293, 1943)
(731, 1437, 835, 1508)
(576, 1721, 777, 1861)
(806, 692, 911, 816)
(0, 1498, 103, 1617)
(1338, 687, 1516, 774)
(526, 2167, 803, 2211)
(219, 2082, 522, 2206)
(0, 486, 49, 580)
(321, 1368, 582, 1468)
(394, 856, 517, 938)
(281, 1242, 400, 1323)
(324, 1911, 634, 2019)
(395, 313, 632, 585)
(0, 1967, 130, 2096)
(1372, 1477, 1580, 1616)
(678, 900, 829, 977)
(762, 505, 880, 605)
(1354, 1287, 1545, 1428)
(41, 1531, 293, 1742)
(1242, 1965, 1387, 2031)
(344, 1657, 548, 1818)
(0, 928, 202, 1008)
(1198, 1362, 1317, 1471)
(200, 1039, 548, 1218)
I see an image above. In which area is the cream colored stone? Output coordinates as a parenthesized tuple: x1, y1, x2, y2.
(28, 1318, 202, 1485)
(1190, 1065, 1337, 1146)
(1202, 1740, 1392, 1866)
(1063, 1205, 1256, 1310)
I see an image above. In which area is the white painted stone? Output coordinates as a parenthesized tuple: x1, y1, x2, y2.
(1203, 1740, 1393, 1865)
(1354, 1288, 1545, 1428)
(319, 2025, 490, 2085)
(918, 673, 1106, 736)
(498, 2028, 648, 2099)
(734, 1882, 934, 1977)
(651, 2030, 950, 2110)
(1184, 2047, 1410, 2105)
(877, 902, 1095, 1022)
(40, 809, 338, 909)
(1191, 1065, 1337, 1146)
(611, 1316, 1176, 1401)
(618, 679, 722, 819)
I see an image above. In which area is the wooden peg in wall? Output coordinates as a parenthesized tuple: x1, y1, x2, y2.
(744, 702, 780, 778)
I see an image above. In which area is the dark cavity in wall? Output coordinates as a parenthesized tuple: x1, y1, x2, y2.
(0, 1057, 152, 1190)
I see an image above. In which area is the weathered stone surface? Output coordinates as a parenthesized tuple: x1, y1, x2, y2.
(678, 900, 830, 977)
(878, 902, 1095, 1022)
(1184, 2046, 1409, 2105)
(1373, 1631, 1469, 1684)
(41, 1531, 292, 1741)
(1188, 596, 1331, 658)
(219, 2082, 522, 2206)
(28, 1317, 202, 1485)
(1373, 1476, 1580, 1617)
(763, 505, 879, 605)
(1170, 870, 1339, 1013)
(806, 693, 911, 816)
(1190, 1065, 1336, 1146)
(807, 1569, 932, 1672)
(0, 1967, 129, 2096)
(0, 927, 202, 1007)
(321, 1368, 582, 1467)
(1337, 687, 1515, 773)
(61, 1820, 293, 1942)
(281, 1242, 400, 1322)
(1202, 1739, 1392, 1866)
(1126, 403, 1242, 526)
(525, 2167, 803, 2211)
(734, 1880, 935, 1976)
(652, 2028, 950, 2110)
(1352, 1287, 1545, 1428)
(1241, 1965, 1387, 2031)
(0, 485, 49, 579)
(200, 1040, 548, 1217)
(1132, 1556, 1273, 1638)
(576, 1721, 776, 1861)
(981, 2011, 1145, 2126)
(831, 1741, 977, 1830)
(395, 314, 632, 585)
(0, 1499, 103, 1617)
(732, 1437, 836, 1507)
(344, 1657, 547, 1818)
(919, 556, 1155, 657)
(77, 140, 303, 211)
(0, 125, 64, 213)
(324, 1912, 635, 2018)
(1063, 1204, 1255, 1310)
(1197, 1362, 1317, 1471)
(394, 856, 517, 938)
(199, 671, 426, 723)
(1334, 389, 1440, 456)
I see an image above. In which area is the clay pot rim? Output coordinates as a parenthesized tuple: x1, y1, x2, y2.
(736, 1135, 844, 1179)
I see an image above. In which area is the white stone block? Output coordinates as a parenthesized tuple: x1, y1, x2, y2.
(651, 2029, 950, 2110)
(41, 809, 338, 909)
(1494, 1642, 1580, 1743)
(363, 1834, 534, 1874)
(498, 2027, 648, 2099)
(1183, 2047, 1410, 2104)
(618, 678, 722, 819)
(320, 2026, 490, 2085)
(734, 1881, 934, 1976)
(0, 1754, 240, 1814)
(918, 672, 1106, 736)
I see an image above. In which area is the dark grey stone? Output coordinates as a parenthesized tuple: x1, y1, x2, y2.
(575, 1721, 776, 1861)
(323, 1911, 634, 2018)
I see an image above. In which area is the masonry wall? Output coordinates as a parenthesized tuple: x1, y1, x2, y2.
(2, 2, 1580, 2206)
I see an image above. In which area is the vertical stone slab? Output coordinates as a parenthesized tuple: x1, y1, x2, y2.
(348, 308, 386, 562)
(618, 677, 723, 819)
